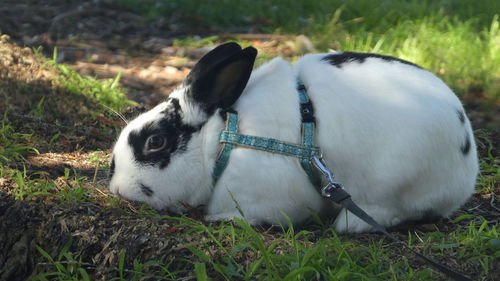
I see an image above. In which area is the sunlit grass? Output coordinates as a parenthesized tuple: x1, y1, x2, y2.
(118, 0, 500, 99)
(36, 47, 135, 111)
(355, 14, 500, 99)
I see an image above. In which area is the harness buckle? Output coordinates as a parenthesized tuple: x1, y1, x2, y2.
(311, 156, 345, 198)
(300, 101, 316, 124)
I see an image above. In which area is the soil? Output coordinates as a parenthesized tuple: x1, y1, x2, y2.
(0, 1, 499, 280)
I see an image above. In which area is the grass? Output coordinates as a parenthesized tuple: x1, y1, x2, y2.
(17, 113, 497, 279)
(0, 48, 129, 206)
(33, 239, 92, 281)
(0, 162, 107, 203)
(4, 130, 496, 280)
(0, 111, 39, 164)
(32, 213, 499, 280)
(27, 142, 500, 280)
(49, 48, 135, 111)
(32, 46, 135, 112)
(476, 133, 500, 194)
(118, 0, 500, 99)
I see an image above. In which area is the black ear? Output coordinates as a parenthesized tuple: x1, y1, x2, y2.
(184, 44, 258, 113)
(190, 42, 243, 70)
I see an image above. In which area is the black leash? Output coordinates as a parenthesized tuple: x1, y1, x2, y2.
(311, 156, 473, 281)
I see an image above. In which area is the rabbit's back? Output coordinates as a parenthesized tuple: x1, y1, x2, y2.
(291, 53, 478, 232)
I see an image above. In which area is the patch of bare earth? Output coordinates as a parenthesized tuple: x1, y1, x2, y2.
(0, 35, 197, 280)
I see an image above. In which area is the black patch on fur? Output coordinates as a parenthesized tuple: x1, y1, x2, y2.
(140, 183, 154, 197)
(457, 109, 466, 124)
(108, 156, 115, 179)
(455, 110, 471, 155)
(322, 52, 422, 69)
(128, 98, 200, 169)
(461, 133, 471, 155)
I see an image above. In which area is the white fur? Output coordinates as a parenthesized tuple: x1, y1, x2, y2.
(110, 52, 478, 232)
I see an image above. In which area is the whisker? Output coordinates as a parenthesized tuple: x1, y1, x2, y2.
(101, 104, 129, 125)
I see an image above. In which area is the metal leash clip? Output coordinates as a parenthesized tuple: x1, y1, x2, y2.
(311, 156, 344, 198)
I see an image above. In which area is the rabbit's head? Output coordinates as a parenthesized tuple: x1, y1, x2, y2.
(109, 43, 257, 211)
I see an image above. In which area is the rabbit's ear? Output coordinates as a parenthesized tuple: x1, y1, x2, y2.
(190, 42, 243, 70)
(184, 44, 258, 113)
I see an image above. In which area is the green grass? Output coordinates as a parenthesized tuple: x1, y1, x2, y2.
(33, 213, 499, 280)
(118, 0, 500, 99)
(0, 40, 135, 205)
(0, 111, 39, 164)
(25, 133, 500, 280)
(38, 47, 135, 111)
(0, 163, 102, 203)
(33, 238, 92, 281)
(173, 35, 220, 48)
(449, 216, 500, 279)
(476, 133, 500, 193)
(12, 128, 495, 280)
(51, 48, 134, 111)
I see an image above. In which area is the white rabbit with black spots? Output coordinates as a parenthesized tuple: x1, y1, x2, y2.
(109, 42, 478, 233)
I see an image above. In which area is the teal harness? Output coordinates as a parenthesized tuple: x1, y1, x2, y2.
(212, 81, 321, 186)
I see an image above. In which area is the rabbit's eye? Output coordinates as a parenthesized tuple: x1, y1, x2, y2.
(146, 135, 166, 152)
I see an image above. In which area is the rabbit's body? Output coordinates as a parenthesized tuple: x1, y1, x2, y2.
(110, 44, 478, 233)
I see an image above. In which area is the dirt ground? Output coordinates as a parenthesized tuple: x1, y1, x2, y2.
(0, 0, 499, 280)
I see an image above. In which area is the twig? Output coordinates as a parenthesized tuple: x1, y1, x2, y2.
(490, 193, 500, 212)
(37, 261, 96, 268)
(467, 203, 482, 212)
(171, 241, 201, 251)
(93, 185, 109, 198)
(413, 231, 425, 244)
(127, 202, 139, 214)
(92, 162, 99, 187)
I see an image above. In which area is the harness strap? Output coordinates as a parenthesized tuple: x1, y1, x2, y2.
(297, 82, 321, 186)
(220, 129, 321, 159)
(212, 81, 321, 186)
(212, 111, 238, 185)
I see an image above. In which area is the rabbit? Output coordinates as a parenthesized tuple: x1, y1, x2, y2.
(109, 42, 478, 233)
